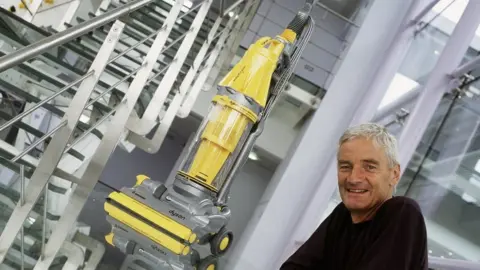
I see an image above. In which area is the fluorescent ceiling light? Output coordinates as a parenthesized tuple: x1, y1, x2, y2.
(475, 159, 480, 173)
(248, 151, 259, 160)
(461, 193, 477, 203)
(470, 177, 480, 188)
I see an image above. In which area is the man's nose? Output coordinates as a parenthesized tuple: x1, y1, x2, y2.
(348, 166, 365, 182)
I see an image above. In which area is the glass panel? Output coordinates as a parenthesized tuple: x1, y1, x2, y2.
(399, 92, 480, 262)
(2, 176, 67, 268)
(322, 3, 480, 266)
(376, 0, 474, 126)
(0, 163, 40, 269)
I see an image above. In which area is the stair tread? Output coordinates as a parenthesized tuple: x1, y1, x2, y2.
(0, 0, 234, 181)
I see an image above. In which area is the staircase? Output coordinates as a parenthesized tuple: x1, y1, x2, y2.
(0, 0, 258, 268)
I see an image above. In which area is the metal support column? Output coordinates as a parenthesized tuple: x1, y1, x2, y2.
(284, 0, 438, 260)
(398, 0, 480, 171)
(228, 1, 417, 269)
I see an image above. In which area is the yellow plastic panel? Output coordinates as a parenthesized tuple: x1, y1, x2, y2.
(135, 174, 150, 186)
(105, 232, 114, 246)
(219, 37, 285, 107)
(104, 202, 189, 255)
(187, 98, 253, 187)
(107, 192, 194, 242)
(280, 29, 297, 43)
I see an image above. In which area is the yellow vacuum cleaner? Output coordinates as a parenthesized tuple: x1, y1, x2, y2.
(104, 1, 315, 269)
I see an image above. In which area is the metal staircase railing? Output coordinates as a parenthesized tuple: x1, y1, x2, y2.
(0, 0, 259, 268)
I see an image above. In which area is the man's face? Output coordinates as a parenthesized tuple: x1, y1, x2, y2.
(337, 137, 400, 214)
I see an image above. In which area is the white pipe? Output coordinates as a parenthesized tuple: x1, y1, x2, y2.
(405, 0, 441, 28)
(451, 54, 480, 78)
(373, 85, 421, 122)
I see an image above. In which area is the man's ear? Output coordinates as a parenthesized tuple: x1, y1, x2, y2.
(391, 163, 401, 186)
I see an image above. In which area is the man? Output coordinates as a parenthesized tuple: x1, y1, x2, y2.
(280, 123, 428, 270)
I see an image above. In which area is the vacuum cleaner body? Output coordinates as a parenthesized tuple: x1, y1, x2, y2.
(104, 1, 315, 268)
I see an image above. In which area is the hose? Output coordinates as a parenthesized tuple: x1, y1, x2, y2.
(286, 0, 315, 35)
(275, 16, 314, 97)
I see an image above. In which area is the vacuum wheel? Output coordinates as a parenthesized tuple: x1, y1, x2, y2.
(190, 249, 201, 266)
(210, 227, 233, 256)
(197, 255, 218, 270)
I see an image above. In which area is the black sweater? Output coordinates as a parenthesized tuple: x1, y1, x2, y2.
(280, 196, 428, 270)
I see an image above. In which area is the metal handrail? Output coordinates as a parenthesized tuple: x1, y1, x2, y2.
(0, 70, 94, 133)
(0, 0, 209, 159)
(108, 2, 203, 65)
(11, 122, 67, 163)
(223, 0, 245, 16)
(6, 63, 139, 161)
(2, 21, 220, 159)
(64, 104, 119, 153)
(0, 0, 153, 72)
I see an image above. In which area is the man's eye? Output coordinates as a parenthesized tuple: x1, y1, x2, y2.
(339, 165, 351, 170)
(366, 165, 376, 170)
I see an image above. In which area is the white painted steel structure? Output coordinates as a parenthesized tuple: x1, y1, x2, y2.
(0, 0, 480, 269)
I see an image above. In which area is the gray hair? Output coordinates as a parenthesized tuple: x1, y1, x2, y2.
(338, 123, 399, 168)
